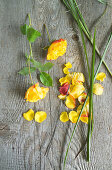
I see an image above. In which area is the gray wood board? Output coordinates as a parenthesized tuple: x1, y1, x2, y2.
(0, 0, 112, 170)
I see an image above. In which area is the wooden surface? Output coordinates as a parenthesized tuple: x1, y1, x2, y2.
(0, 0, 112, 169)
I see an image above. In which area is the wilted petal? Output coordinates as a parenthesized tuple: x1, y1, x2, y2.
(35, 111, 47, 123)
(65, 95, 76, 109)
(59, 82, 69, 95)
(47, 39, 67, 60)
(96, 72, 106, 82)
(70, 84, 85, 99)
(58, 94, 66, 100)
(69, 111, 79, 123)
(60, 112, 69, 122)
(64, 62, 72, 68)
(24, 83, 49, 102)
(93, 83, 104, 95)
(23, 109, 34, 121)
(78, 92, 87, 104)
(63, 67, 70, 74)
(72, 72, 85, 85)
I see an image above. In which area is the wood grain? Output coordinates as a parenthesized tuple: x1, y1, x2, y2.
(0, 0, 112, 170)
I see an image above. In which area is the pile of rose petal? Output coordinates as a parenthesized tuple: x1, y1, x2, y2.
(58, 62, 106, 124)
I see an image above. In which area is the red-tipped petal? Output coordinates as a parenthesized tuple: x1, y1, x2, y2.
(59, 82, 69, 95)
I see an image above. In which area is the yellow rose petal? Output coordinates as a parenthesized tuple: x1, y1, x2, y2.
(35, 111, 47, 123)
(69, 111, 79, 123)
(23, 109, 34, 121)
(59, 74, 72, 86)
(63, 67, 70, 74)
(70, 84, 85, 99)
(93, 83, 104, 95)
(72, 72, 85, 85)
(96, 72, 106, 82)
(64, 62, 72, 68)
(80, 111, 88, 124)
(60, 112, 69, 122)
(65, 95, 76, 109)
(58, 94, 66, 100)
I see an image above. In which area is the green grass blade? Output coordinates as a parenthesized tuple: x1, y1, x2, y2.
(98, 0, 106, 4)
(63, 0, 90, 79)
(73, 0, 91, 36)
(62, 0, 112, 77)
(78, 24, 90, 80)
(94, 32, 112, 79)
(87, 30, 96, 162)
(91, 102, 94, 135)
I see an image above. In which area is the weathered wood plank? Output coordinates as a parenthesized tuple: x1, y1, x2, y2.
(0, 0, 112, 170)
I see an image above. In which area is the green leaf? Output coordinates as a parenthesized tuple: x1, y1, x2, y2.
(18, 67, 36, 75)
(30, 59, 54, 72)
(41, 62, 54, 71)
(40, 72, 53, 86)
(27, 27, 41, 42)
(30, 59, 43, 70)
(20, 24, 29, 35)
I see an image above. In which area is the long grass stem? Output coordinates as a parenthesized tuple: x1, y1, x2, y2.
(87, 30, 96, 162)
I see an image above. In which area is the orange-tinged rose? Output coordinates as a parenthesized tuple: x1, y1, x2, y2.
(25, 83, 49, 102)
(47, 39, 67, 60)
